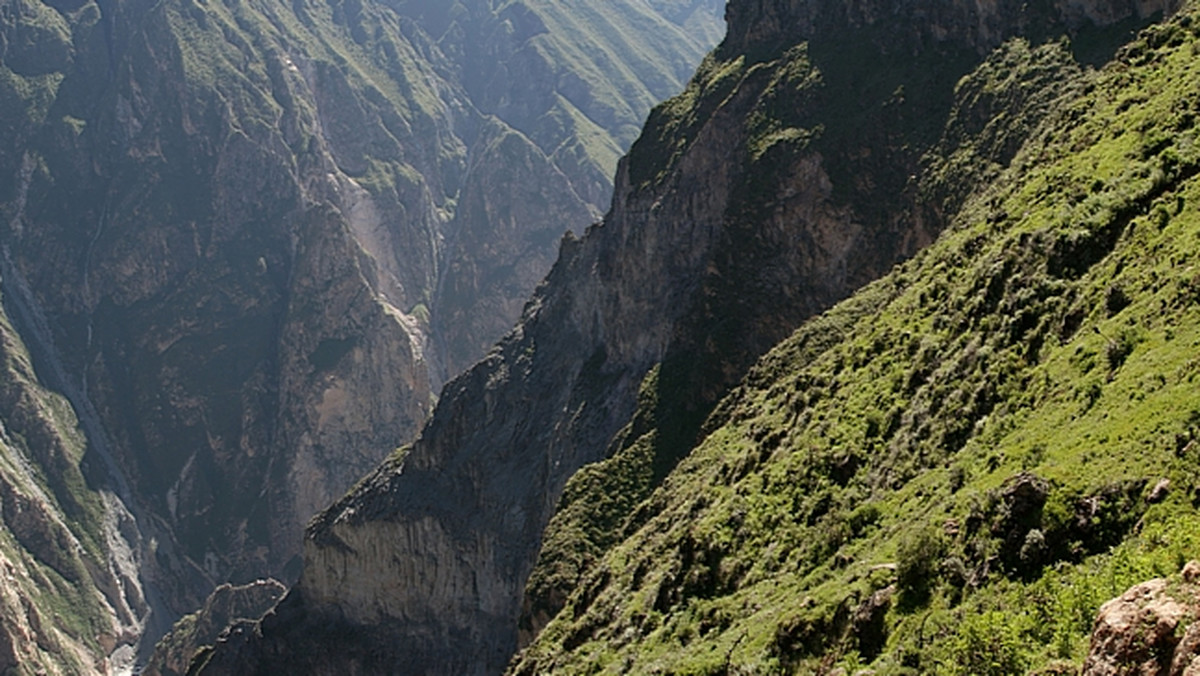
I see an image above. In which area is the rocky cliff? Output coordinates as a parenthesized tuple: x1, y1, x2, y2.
(192, 0, 1180, 672)
(0, 0, 720, 669)
(143, 579, 284, 676)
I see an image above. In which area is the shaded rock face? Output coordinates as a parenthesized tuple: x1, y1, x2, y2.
(1083, 561, 1200, 676)
(0, 0, 720, 665)
(193, 0, 1180, 674)
(143, 579, 285, 676)
(246, 82, 902, 674)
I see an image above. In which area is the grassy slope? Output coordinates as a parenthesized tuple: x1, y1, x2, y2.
(520, 7, 1053, 651)
(514, 6, 1200, 674)
(517, 0, 712, 141)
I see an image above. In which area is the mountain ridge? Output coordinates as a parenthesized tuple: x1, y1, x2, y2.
(515, 7, 1200, 671)
(189, 0, 1184, 673)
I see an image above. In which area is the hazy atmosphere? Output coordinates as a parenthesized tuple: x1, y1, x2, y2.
(1, 0, 1199, 674)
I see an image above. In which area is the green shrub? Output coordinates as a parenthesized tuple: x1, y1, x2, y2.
(897, 525, 946, 608)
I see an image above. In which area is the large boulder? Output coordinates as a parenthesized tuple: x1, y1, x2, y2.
(1083, 561, 1200, 676)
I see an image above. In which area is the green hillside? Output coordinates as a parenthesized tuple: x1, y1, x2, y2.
(514, 6, 1200, 674)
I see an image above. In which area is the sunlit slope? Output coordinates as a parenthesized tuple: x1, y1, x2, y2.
(515, 9, 1200, 674)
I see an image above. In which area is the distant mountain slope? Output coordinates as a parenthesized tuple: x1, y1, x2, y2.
(515, 6, 1200, 672)
(0, 0, 720, 668)
(190, 0, 1181, 674)
(426, 0, 726, 373)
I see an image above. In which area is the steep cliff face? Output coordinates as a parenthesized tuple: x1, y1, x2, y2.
(193, 0, 1175, 672)
(2, 0, 460, 593)
(0, 0, 720, 668)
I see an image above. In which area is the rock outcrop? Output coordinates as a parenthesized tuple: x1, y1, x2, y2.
(1083, 562, 1200, 676)
(143, 579, 285, 676)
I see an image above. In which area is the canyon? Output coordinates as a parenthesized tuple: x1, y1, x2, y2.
(3, 0, 1200, 672)
(0, 0, 720, 670)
